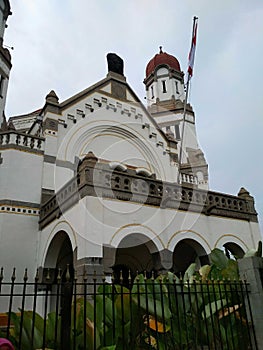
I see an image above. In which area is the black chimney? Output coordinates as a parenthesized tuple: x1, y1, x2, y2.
(107, 53, 124, 76)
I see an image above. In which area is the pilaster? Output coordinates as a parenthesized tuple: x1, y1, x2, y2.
(238, 256, 263, 348)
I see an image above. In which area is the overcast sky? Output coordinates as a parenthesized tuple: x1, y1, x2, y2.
(4, 0, 263, 233)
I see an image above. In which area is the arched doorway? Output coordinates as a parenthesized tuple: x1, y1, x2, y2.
(113, 233, 158, 284)
(44, 230, 74, 281)
(43, 231, 74, 313)
(223, 242, 245, 259)
(173, 239, 209, 275)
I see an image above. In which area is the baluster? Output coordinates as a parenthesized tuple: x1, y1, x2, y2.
(23, 135, 28, 146)
(16, 134, 21, 145)
(30, 137, 35, 149)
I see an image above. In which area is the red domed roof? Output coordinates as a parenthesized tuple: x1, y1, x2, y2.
(146, 47, 181, 77)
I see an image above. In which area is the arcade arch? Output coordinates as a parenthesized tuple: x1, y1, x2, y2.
(43, 230, 73, 277)
(215, 235, 247, 259)
(173, 239, 209, 274)
(113, 233, 159, 282)
(223, 242, 245, 259)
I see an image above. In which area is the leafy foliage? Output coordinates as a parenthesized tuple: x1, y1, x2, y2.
(7, 249, 252, 349)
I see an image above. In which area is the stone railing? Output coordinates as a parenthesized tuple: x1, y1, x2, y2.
(0, 131, 45, 152)
(180, 172, 198, 185)
(39, 155, 258, 229)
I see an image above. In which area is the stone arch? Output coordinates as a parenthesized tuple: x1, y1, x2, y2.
(113, 232, 160, 283)
(168, 231, 210, 275)
(41, 221, 77, 268)
(215, 235, 248, 259)
(173, 238, 209, 274)
(56, 113, 168, 181)
(43, 230, 73, 275)
(167, 230, 211, 254)
(42, 230, 74, 312)
(224, 243, 245, 259)
(172, 238, 209, 274)
(110, 224, 164, 252)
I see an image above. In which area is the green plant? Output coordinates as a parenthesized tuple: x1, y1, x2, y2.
(9, 310, 60, 350)
(7, 248, 252, 350)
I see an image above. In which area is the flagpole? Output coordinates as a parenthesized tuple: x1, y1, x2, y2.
(177, 16, 198, 184)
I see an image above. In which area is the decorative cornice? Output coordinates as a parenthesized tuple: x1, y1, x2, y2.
(0, 199, 40, 216)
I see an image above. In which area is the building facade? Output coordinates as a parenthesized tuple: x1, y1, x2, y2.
(0, 3, 261, 282)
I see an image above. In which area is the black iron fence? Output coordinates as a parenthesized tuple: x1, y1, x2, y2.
(0, 267, 258, 350)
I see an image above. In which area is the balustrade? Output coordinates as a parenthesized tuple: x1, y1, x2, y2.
(0, 131, 44, 151)
(39, 162, 257, 229)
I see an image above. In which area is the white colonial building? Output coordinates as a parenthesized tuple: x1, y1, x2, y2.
(0, 2, 261, 282)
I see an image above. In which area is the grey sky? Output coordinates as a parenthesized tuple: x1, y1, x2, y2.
(4, 0, 263, 233)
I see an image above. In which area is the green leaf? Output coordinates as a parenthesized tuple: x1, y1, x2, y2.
(133, 293, 171, 320)
(199, 265, 211, 281)
(115, 293, 131, 324)
(201, 299, 227, 319)
(183, 263, 196, 283)
(210, 248, 229, 270)
(221, 260, 239, 280)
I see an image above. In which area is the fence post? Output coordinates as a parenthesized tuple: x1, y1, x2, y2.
(238, 256, 263, 348)
(61, 267, 73, 350)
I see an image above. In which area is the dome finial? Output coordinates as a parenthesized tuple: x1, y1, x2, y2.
(159, 46, 163, 54)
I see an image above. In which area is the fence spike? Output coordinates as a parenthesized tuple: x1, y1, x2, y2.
(57, 268, 62, 282)
(151, 271, 155, 281)
(128, 269, 132, 283)
(46, 268, 51, 281)
(11, 267, 16, 281)
(74, 269, 78, 282)
(65, 264, 70, 282)
(179, 272, 183, 282)
(83, 266, 87, 282)
(0, 267, 3, 282)
(111, 272, 115, 284)
(144, 270, 147, 280)
(119, 270, 123, 283)
(23, 268, 28, 282)
(35, 268, 39, 283)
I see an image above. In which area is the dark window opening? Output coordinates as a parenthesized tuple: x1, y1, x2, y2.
(162, 80, 167, 93)
(151, 86, 154, 99)
(0, 76, 4, 98)
(175, 81, 179, 94)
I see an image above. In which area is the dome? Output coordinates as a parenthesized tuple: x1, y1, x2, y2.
(146, 47, 181, 77)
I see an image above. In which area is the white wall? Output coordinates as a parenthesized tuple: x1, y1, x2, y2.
(39, 195, 261, 265)
(0, 212, 40, 279)
(0, 149, 43, 203)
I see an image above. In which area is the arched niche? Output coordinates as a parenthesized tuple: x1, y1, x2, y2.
(43, 230, 73, 278)
(173, 238, 209, 275)
(113, 233, 158, 283)
(223, 242, 245, 259)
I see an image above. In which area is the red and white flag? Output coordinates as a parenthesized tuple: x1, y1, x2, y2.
(188, 19, 198, 78)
